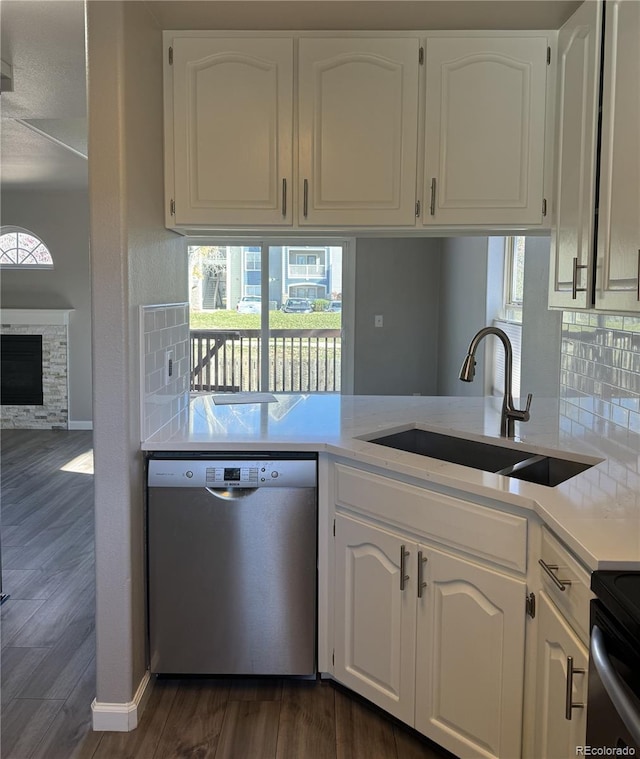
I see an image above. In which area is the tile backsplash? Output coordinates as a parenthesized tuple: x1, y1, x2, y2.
(561, 312, 640, 438)
(140, 303, 190, 440)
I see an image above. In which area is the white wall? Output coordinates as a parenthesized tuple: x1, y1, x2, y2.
(0, 189, 93, 425)
(353, 238, 441, 395)
(87, 0, 187, 713)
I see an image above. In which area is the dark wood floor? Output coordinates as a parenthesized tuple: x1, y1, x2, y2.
(1, 430, 452, 759)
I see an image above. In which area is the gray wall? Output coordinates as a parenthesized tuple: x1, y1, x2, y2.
(521, 236, 562, 397)
(88, 1, 187, 707)
(353, 238, 441, 395)
(436, 235, 562, 399)
(437, 237, 494, 396)
(0, 189, 93, 425)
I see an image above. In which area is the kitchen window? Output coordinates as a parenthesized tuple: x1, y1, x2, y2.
(503, 235, 525, 323)
(188, 239, 352, 394)
(491, 236, 525, 398)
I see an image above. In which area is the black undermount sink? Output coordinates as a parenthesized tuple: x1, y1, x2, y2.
(499, 454, 593, 487)
(365, 428, 596, 487)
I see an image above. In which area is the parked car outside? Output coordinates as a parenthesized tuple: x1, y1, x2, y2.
(325, 301, 342, 313)
(281, 297, 313, 314)
(236, 296, 262, 314)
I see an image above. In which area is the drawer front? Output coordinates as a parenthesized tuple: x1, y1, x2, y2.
(335, 464, 527, 573)
(539, 527, 592, 642)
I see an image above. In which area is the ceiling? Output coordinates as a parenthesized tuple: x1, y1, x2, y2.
(0, 0, 581, 194)
(1, 0, 88, 192)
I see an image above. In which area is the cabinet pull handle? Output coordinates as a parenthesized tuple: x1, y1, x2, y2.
(429, 177, 436, 216)
(565, 655, 585, 720)
(282, 178, 287, 217)
(636, 250, 640, 301)
(400, 545, 410, 591)
(538, 559, 572, 591)
(303, 179, 309, 218)
(572, 257, 588, 300)
(417, 550, 427, 598)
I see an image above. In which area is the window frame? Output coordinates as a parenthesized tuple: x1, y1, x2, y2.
(503, 235, 525, 323)
(0, 226, 54, 270)
(187, 236, 354, 394)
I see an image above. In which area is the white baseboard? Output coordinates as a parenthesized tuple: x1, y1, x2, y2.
(91, 671, 153, 732)
(68, 421, 93, 431)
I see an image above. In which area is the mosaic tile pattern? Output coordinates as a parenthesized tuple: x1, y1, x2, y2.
(561, 311, 640, 439)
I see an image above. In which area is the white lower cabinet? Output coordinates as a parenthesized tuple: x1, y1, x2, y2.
(334, 514, 417, 724)
(334, 510, 526, 758)
(415, 545, 526, 759)
(527, 528, 591, 758)
(532, 592, 588, 759)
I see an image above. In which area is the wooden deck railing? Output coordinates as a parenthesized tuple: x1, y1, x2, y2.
(190, 329, 341, 393)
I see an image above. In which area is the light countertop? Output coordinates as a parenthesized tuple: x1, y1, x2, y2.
(143, 393, 640, 571)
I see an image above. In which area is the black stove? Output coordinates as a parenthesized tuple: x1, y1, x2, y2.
(587, 570, 640, 750)
(591, 570, 640, 643)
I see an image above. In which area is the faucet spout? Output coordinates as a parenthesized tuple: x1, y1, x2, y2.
(458, 326, 533, 438)
(459, 353, 476, 382)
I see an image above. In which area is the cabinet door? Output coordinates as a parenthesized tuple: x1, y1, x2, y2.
(533, 593, 588, 759)
(334, 514, 416, 724)
(596, 0, 640, 312)
(415, 545, 526, 759)
(169, 37, 293, 226)
(548, 1, 601, 309)
(423, 36, 548, 227)
(298, 38, 420, 226)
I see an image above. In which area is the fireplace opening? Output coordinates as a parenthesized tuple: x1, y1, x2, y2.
(1, 335, 44, 405)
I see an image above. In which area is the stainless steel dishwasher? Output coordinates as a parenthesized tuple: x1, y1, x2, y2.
(147, 452, 317, 675)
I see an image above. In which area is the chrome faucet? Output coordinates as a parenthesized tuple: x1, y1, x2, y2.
(459, 326, 533, 438)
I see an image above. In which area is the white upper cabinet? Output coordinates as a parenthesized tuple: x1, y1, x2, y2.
(422, 35, 549, 227)
(548, 1, 601, 309)
(167, 37, 293, 227)
(595, 0, 640, 312)
(298, 38, 420, 227)
(164, 32, 555, 232)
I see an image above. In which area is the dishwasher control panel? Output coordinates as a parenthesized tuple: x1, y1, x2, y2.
(148, 458, 316, 488)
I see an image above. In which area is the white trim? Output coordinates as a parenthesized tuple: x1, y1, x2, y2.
(0, 309, 74, 326)
(91, 671, 153, 732)
(68, 421, 93, 430)
(340, 239, 355, 394)
(139, 306, 146, 443)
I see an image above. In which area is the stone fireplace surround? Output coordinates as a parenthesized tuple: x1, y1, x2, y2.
(1, 309, 73, 429)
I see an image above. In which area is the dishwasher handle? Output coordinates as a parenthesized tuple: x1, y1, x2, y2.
(205, 487, 259, 500)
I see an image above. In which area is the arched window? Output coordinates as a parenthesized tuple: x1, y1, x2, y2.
(0, 226, 54, 269)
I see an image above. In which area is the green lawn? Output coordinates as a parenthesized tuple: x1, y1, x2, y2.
(190, 309, 341, 330)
